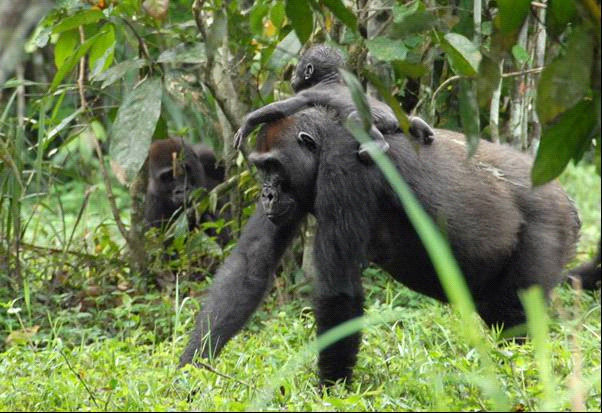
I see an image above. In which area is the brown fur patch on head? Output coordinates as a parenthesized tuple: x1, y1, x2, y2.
(149, 138, 183, 168)
(256, 117, 295, 153)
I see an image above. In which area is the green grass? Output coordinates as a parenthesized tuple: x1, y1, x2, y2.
(0, 162, 600, 411)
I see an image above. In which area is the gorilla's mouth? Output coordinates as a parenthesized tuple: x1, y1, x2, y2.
(265, 206, 294, 225)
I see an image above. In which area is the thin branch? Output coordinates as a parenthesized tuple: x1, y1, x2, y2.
(502, 66, 544, 78)
(92, 138, 131, 247)
(120, 17, 153, 64)
(78, 26, 88, 111)
(192, 0, 239, 132)
(192, 360, 251, 388)
(431, 75, 461, 104)
(59, 350, 100, 408)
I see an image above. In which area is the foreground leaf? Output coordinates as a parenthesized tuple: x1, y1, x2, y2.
(285, 0, 313, 44)
(536, 27, 593, 124)
(441, 33, 481, 77)
(532, 99, 597, 185)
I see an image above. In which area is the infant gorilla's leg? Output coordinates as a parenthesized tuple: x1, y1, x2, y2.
(409, 116, 435, 144)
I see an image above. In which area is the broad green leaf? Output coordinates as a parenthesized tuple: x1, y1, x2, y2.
(142, 0, 169, 20)
(392, 61, 428, 79)
(54, 29, 79, 69)
(250, 4, 270, 35)
(550, 0, 577, 26)
(536, 27, 593, 124)
(366, 37, 408, 62)
(322, 0, 357, 31)
(497, 0, 530, 34)
(476, 54, 502, 108)
(50, 31, 103, 90)
(110, 77, 163, 183)
(267, 30, 301, 71)
(458, 79, 480, 156)
(511, 44, 529, 65)
(52, 9, 105, 34)
(270, 1, 286, 28)
(532, 99, 597, 185)
(285, 0, 313, 44)
(339, 69, 371, 129)
(89, 24, 116, 78)
(389, 2, 436, 37)
(93, 58, 148, 88)
(441, 33, 481, 77)
(392, 1, 420, 23)
(157, 43, 206, 64)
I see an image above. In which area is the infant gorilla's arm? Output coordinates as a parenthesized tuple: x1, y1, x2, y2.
(233, 84, 435, 156)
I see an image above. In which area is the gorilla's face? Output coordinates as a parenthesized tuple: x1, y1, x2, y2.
(249, 117, 321, 225)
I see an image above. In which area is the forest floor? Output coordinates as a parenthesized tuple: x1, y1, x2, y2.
(0, 163, 600, 411)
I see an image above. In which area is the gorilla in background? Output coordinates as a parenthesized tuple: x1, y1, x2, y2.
(179, 108, 580, 385)
(144, 137, 225, 230)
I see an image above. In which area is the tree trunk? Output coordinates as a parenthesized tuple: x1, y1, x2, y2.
(529, 0, 548, 154)
(509, 17, 530, 147)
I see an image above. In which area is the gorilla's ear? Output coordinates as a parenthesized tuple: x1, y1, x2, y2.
(297, 131, 317, 152)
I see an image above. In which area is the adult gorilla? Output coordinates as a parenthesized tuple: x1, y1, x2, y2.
(179, 108, 580, 384)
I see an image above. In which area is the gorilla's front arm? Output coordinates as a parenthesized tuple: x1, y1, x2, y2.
(178, 204, 303, 367)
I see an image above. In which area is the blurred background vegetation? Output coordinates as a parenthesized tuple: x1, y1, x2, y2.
(0, 0, 600, 410)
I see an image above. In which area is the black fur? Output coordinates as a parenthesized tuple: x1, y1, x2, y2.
(180, 108, 581, 384)
(233, 44, 435, 162)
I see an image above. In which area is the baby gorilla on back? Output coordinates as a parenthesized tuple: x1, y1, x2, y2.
(234, 44, 434, 162)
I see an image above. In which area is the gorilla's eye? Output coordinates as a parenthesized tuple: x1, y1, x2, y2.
(159, 170, 173, 183)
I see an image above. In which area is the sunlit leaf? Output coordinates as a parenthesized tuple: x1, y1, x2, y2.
(89, 24, 116, 78)
(270, 1, 286, 28)
(250, 3, 270, 35)
(389, 1, 436, 37)
(54, 29, 79, 69)
(52, 9, 105, 33)
(536, 27, 593, 124)
(50, 31, 103, 90)
(532, 99, 597, 185)
(441, 33, 481, 77)
(157, 43, 206, 64)
(267, 30, 302, 71)
(511, 44, 529, 65)
(322, 0, 357, 31)
(285, 0, 313, 44)
(110, 77, 163, 183)
(92, 58, 148, 88)
(366, 37, 408, 62)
